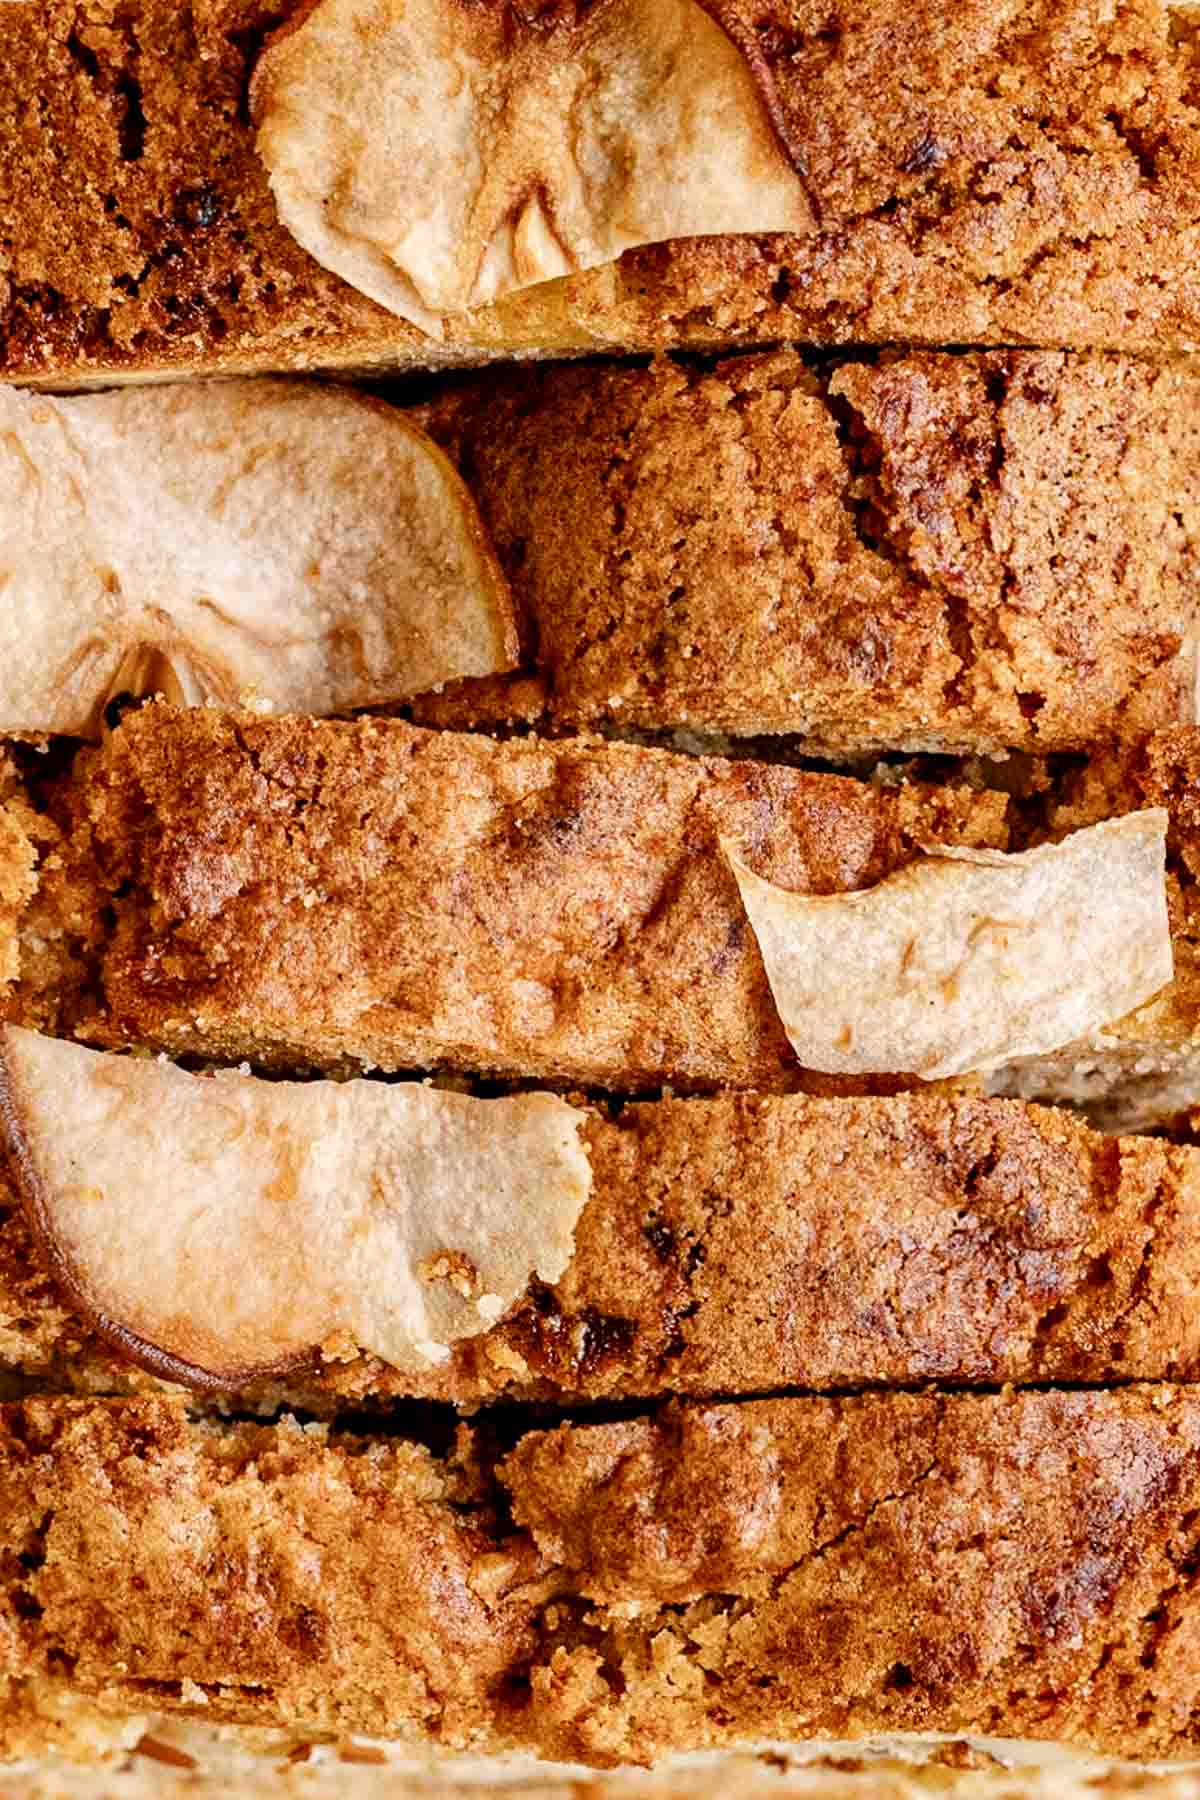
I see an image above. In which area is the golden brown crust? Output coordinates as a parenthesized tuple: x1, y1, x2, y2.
(1, 0, 1198, 381)
(7, 1391, 1200, 1765)
(8, 705, 1007, 1091)
(5, 1091, 1200, 1406)
(411, 350, 1200, 756)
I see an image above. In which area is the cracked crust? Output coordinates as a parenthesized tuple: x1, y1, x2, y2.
(411, 349, 1200, 757)
(1, 0, 1198, 382)
(6, 1391, 1200, 1765)
(4, 1091, 1200, 1405)
(507, 1388, 1200, 1763)
(0, 704, 1008, 1092)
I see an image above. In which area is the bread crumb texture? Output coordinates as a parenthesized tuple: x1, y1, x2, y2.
(412, 350, 1200, 757)
(5, 1088, 1200, 1407)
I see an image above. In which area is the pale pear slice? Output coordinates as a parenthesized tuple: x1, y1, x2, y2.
(0, 380, 518, 737)
(0, 1027, 591, 1388)
(252, 0, 811, 333)
(724, 811, 1173, 1081)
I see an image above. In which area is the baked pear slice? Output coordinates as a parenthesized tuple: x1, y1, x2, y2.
(0, 1027, 590, 1389)
(253, 0, 810, 332)
(725, 810, 1173, 1081)
(0, 379, 518, 737)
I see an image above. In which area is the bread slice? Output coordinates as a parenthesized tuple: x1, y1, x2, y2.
(3, 704, 1194, 1117)
(5, 1390, 1200, 1766)
(0, 704, 1010, 1092)
(3, 705, 1195, 1115)
(410, 349, 1200, 758)
(4, 352, 1196, 759)
(4, 1083, 1200, 1404)
(2, 1, 1198, 385)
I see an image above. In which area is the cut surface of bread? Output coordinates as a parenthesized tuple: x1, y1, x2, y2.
(3, 707, 1199, 1119)
(411, 350, 1200, 757)
(6, 1391, 1200, 1765)
(0, 705, 1012, 1092)
(2, 1, 1199, 383)
(4, 1080, 1200, 1405)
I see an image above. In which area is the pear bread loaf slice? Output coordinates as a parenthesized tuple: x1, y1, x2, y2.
(7, 351, 1197, 763)
(0, 705, 1191, 1121)
(3, 1055, 1200, 1404)
(7, 1391, 1200, 1768)
(410, 348, 1200, 759)
(2, 0, 1198, 386)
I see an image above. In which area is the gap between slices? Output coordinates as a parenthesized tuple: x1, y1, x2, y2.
(723, 811, 1173, 1081)
(0, 1027, 591, 1389)
(251, 0, 811, 333)
(0, 381, 518, 738)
